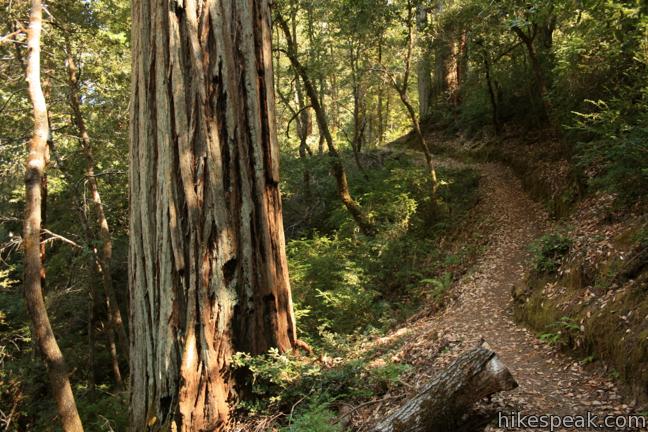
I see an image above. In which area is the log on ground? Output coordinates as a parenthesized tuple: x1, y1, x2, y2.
(372, 344, 518, 432)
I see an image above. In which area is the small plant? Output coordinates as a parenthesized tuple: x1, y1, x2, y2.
(530, 233, 572, 273)
(539, 316, 581, 347)
(231, 348, 321, 413)
(418, 272, 454, 302)
(539, 331, 563, 345)
(282, 400, 343, 432)
(580, 355, 596, 365)
(367, 362, 412, 394)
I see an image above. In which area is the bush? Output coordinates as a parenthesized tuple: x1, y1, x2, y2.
(288, 235, 381, 335)
(530, 233, 572, 273)
(281, 400, 343, 432)
(573, 99, 648, 205)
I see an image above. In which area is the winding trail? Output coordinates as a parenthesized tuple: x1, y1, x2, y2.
(372, 153, 638, 431)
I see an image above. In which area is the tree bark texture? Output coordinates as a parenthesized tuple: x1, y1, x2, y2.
(372, 346, 518, 432)
(129, 0, 297, 430)
(22, 1, 84, 431)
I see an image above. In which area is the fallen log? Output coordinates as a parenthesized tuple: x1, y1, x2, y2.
(372, 343, 518, 432)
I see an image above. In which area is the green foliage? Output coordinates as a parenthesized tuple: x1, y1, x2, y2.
(288, 235, 379, 335)
(418, 272, 453, 303)
(281, 400, 343, 432)
(573, 99, 648, 204)
(232, 345, 412, 428)
(76, 390, 128, 432)
(231, 348, 323, 413)
(530, 233, 572, 273)
(366, 362, 412, 393)
(539, 316, 581, 347)
(283, 152, 480, 339)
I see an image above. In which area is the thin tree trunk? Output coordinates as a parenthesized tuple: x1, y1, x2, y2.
(483, 55, 500, 134)
(511, 26, 551, 124)
(48, 128, 125, 389)
(276, 13, 375, 236)
(350, 45, 367, 176)
(318, 77, 326, 154)
(289, 11, 313, 195)
(103, 293, 123, 390)
(22, 1, 84, 430)
(377, 40, 385, 146)
(400, 89, 438, 194)
(305, 3, 326, 155)
(416, 4, 432, 120)
(64, 40, 129, 364)
(87, 263, 97, 398)
(384, 1, 438, 195)
(129, 1, 297, 429)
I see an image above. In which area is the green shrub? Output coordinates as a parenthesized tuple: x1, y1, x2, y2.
(287, 235, 380, 335)
(573, 99, 648, 204)
(281, 400, 343, 432)
(367, 362, 412, 394)
(231, 348, 322, 413)
(530, 233, 572, 273)
(417, 272, 454, 303)
(539, 316, 582, 348)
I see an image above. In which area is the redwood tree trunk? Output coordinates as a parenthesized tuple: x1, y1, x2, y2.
(22, 1, 84, 431)
(128, 0, 297, 430)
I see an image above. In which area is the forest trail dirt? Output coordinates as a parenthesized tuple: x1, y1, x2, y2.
(370, 151, 637, 431)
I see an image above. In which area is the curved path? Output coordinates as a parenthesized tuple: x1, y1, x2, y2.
(372, 154, 638, 431)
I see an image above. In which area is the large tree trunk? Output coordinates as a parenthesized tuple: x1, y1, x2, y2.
(372, 345, 518, 432)
(64, 40, 129, 365)
(128, 0, 297, 430)
(22, 1, 84, 431)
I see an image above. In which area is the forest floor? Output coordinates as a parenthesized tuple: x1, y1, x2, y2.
(355, 148, 638, 431)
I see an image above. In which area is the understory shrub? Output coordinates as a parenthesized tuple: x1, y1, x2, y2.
(530, 232, 572, 273)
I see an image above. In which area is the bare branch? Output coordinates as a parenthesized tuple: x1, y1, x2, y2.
(41, 229, 83, 249)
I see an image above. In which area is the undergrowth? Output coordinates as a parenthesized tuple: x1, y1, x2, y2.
(230, 150, 481, 428)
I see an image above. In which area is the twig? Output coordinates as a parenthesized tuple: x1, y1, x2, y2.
(0, 30, 23, 45)
(41, 229, 83, 249)
(287, 396, 306, 426)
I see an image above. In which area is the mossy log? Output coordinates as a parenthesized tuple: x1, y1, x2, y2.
(372, 344, 518, 432)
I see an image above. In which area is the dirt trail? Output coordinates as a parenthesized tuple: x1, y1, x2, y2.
(376, 154, 637, 431)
